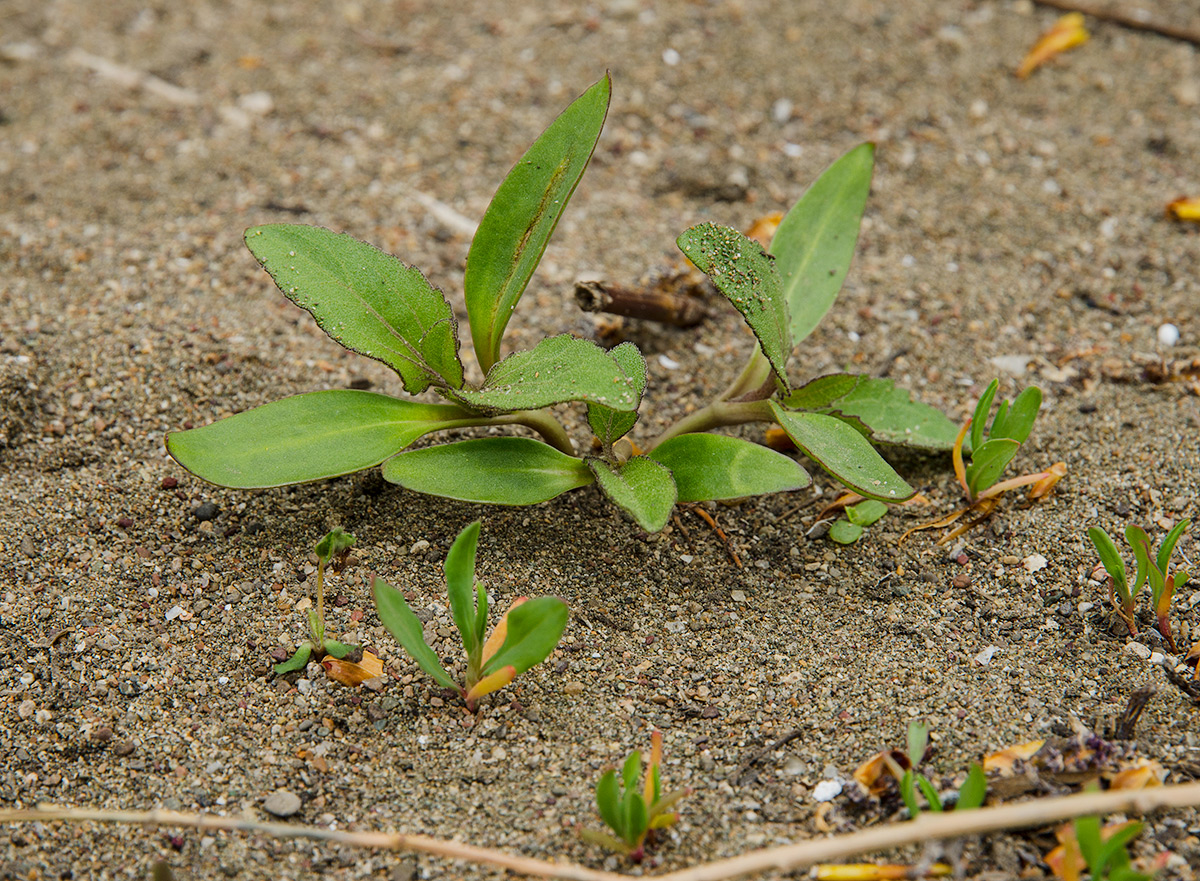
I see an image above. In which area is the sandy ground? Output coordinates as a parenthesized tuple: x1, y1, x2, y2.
(2, 0, 1200, 878)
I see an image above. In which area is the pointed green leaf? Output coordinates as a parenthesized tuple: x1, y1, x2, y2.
(907, 721, 929, 765)
(321, 639, 355, 659)
(677, 223, 790, 390)
(623, 790, 648, 844)
(588, 457, 677, 533)
(308, 608, 325, 646)
(829, 519, 864, 545)
(473, 583, 489, 652)
(452, 335, 640, 415)
(371, 577, 456, 689)
(965, 437, 1021, 497)
(916, 775, 943, 812)
(955, 764, 988, 811)
(770, 143, 874, 347)
(1097, 822, 1144, 873)
(622, 751, 642, 794)
(579, 826, 633, 854)
(381, 437, 593, 505)
(899, 770, 922, 818)
(273, 642, 313, 675)
(596, 771, 623, 838)
(587, 342, 647, 444)
(648, 433, 810, 503)
(990, 386, 1042, 444)
(481, 596, 568, 677)
(167, 391, 476, 488)
(780, 374, 960, 451)
(444, 521, 482, 658)
(1087, 527, 1128, 595)
(970, 380, 1000, 454)
(245, 224, 463, 393)
(314, 527, 356, 563)
(465, 75, 611, 373)
(846, 499, 888, 527)
(1158, 518, 1191, 574)
(1126, 526, 1153, 598)
(770, 403, 915, 501)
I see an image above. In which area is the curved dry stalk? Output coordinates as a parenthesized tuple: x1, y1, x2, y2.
(5, 782, 1200, 881)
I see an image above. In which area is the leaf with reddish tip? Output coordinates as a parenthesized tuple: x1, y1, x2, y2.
(465, 665, 516, 703)
(481, 597, 529, 664)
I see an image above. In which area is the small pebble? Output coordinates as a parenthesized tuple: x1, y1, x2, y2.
(1157, 323, 1180, 347)
(409, 539, 430, 555)
(974, 645, 1000, 666)
(1124, 642, 1152, 661)
(812, 779, 842, 802)
(193, 502, 219, 522)
(1023, 554, 1048, 573)
(262, 789, 302, 818)
(161, 476, 179, 489)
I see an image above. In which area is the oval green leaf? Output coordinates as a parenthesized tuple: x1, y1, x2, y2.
(990, 385, 1042, 444)
(587, 342, 647, 444)
(444, 521, 482, 657)
(465, 75, 611, 373)
(480, 596, 568, 677)
(588, 457, 677, 533)
(677, 223, 789, 390)
(770, 143, 874, 348)
(829, 519, 864, 545)
(166, 391, 477, 488)
(453, 335, 640, 415)
(370, 577, 456, 690)
(770, 403, 915, 501)
(381, 437, 594, 505)
(964, 437, 1020, 498)
(1087, 526, 1128, 593)
(648, 433, 810, 503)
(781, 374, 960, 451)
(245, 224, 463, 393)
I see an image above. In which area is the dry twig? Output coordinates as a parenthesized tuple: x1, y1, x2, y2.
(1033, 0, 1200, 46)
(6, 782, 1200, 880)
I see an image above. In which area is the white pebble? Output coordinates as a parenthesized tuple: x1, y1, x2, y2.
(679, 554, 694, 564)
(165, 604, 183, 621)
(1123, 641, 1152, 661)
(730, 590, 747, 602)
(974, 645, 1000, 666)
(1023, 554, 1048, 573)
(662, 48, 681, 66)
(772, 98, 793, 123)
(658, 354, 680, 370)
(238, 92, 274, 115)
(1150, 652, 1166, 665)
(813, 779, 843, 802)
(1157, 323, 1180, 347)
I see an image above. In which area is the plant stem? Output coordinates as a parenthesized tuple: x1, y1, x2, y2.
(646, 400, 775, 453)
(497, 410, 575, 455)
(717, 348, 773, 403)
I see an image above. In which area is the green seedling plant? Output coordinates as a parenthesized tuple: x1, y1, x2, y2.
(1088, 519, 1190, 650)
(581, 730, 687, 862)
(371, 521, 567, 710)
(166, 74, 966, 532)
(1052, 806, 1163, 881)
(829, 498, 890, 545)
(888, 721, 988, 818)
(274, 527, 359, 674)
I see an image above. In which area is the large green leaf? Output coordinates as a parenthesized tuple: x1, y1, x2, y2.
(677, 223, 789, 390)
(480, 596, 568, 676)
(371, 577, 456, 690)
(443, 521, 482, 658)
(588, 457, 677, 533)
(167, 391, 476, 488)
(770, 143, 874, 347)
(381, 437, 593, 505)
(587, 342, 647, 445)
(648, 433, 810, 502)
(452, 335, 640, 415)
(464, 75, 611, 373)
(245, 224, 463, 393)
(770, 403, 915, 501)
(781, 374, 960, 451)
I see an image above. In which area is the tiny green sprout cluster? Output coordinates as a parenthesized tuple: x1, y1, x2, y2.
(371, 521, 567, 710)
(830, 498, 889, 545)
(1088, 519, 1191, 651)
(581, 730, 687, 862)
(1055, 803, 1161, 881)
(274, 527, 359, 675)
(894, 721, 987, 817)
(165, 74, 965, 533)
(954, 378, 1047, 503)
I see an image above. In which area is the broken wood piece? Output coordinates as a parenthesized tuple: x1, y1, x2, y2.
(575, 280, 707, 327)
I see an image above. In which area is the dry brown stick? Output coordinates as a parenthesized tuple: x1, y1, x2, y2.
(575, 281, 708, 327)
(1033, 0, 1200, 45)
(5, 782, 1200, 881)
(0, 806, 624, 881)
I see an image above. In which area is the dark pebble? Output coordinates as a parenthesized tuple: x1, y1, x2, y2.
(161, 476, 179, 489)
(701, 706, 720, 718)
(270, 646, 289, 662)
(114, 741, 136, 757)
(193, 502, 219, 521)
(349, 376, 372, 390)
(90, 726, 114, 743)
(1078, 402, 1097, 414)
(116, 517, 133, 529)
(245, 522, 265, 535)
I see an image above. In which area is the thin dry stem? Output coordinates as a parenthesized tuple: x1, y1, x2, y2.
(5, 782, 1200, 881)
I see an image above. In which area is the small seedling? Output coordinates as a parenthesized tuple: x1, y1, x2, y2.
(889, 721, 988, 817)
(904, 379, 1065, 543)
(166, 75, 965, 533)
(1047, 811, 1163, 881)
(274, 527, 359, 675)
(829, 498, 890, 545)
(581, 730, 687, 862)
(1088, 519, 1190, 650)
(371, 521, 567, 710)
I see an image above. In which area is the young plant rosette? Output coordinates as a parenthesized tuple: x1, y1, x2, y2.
(167, 74, 963, 532)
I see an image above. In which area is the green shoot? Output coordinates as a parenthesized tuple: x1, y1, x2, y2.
(274, 527, 359, 676)
(1089, 519, 1190, 649)
(371, 521, 567, 710)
